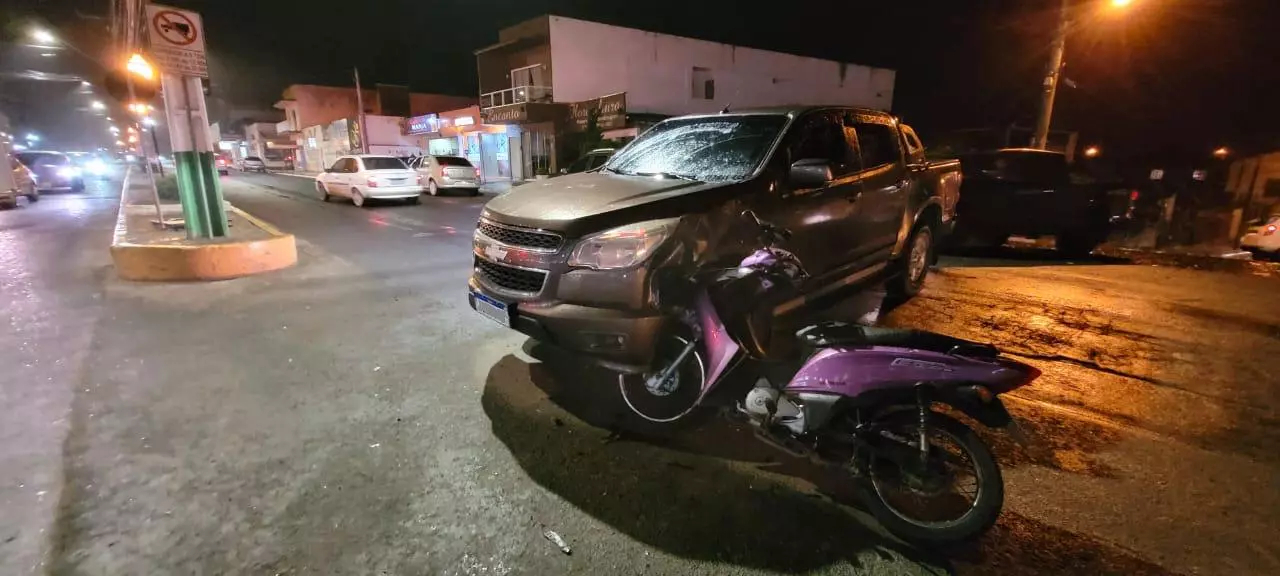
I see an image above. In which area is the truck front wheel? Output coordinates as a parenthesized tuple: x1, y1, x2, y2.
(889, 222, 934, 298)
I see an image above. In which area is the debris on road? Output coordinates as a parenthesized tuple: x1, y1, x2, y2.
(542, 529, 571, 555)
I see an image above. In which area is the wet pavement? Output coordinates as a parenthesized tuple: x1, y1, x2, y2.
(1, 171, 1276, 575)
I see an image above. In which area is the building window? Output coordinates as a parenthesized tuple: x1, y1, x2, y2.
(692, 67, 715, 100)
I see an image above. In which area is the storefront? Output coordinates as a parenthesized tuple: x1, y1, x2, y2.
(406, 106, 521, 183)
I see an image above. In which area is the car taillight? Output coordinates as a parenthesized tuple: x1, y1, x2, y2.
(367, 177, 378, 188)
(475, 167, 481, 178)
(1266, 225, 1277, 236)
(1129, 190, 1140, 202)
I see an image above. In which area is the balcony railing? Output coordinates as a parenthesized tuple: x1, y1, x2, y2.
(480, 85, 553, 109)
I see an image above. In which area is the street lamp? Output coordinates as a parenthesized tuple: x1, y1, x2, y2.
(1032, 0, 1136, 149)
(1213, 147, 1230, 159)
(126, 54, 155, 81)
(1083, 145, 1101, 158)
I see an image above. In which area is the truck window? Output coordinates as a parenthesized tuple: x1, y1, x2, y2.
(788, 113, 858, 177)
(852, 122, 901, 170)
(900, 124, 925, 163)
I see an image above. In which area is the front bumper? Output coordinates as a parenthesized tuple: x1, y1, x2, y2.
(468, 276, 664, 369)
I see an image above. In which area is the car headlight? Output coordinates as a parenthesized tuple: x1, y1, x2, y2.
(57, 167, 81, 178)
(568, 218, 679, 270)
(86, 159, 107, 175)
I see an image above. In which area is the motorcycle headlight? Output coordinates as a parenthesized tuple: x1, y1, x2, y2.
(568, 218, 679, 270)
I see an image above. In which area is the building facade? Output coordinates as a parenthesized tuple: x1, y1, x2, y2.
(474, 15, 896, 175)
(274, 84, 474, 171)
(406, 105, 521, 182)
(1227, 152, 1280, 222)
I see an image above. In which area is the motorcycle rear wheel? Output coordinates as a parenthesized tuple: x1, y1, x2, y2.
(858, 411, 1004, 544)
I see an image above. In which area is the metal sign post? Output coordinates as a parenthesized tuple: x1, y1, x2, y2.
(145, 3, 226, 238)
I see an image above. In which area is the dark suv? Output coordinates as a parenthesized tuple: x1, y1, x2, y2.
(469, 106, 960, 371)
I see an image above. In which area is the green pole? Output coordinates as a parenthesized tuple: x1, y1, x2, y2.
(161, 73, 227, 238)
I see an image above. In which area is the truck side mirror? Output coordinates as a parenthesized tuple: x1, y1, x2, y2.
(789, 159, 832, 188)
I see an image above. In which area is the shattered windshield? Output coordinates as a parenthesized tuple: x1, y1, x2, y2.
(603, 115, 788, 181)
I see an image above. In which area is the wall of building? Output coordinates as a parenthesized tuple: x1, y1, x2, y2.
(409, 93, 476, 116)
(547, 15, 895, 115)
(280, 85, 377, 129)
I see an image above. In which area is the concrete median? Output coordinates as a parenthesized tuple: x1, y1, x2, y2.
(109, 168, 297, 281)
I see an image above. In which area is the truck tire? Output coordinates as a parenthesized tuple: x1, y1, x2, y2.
(888, 222, 934, 298)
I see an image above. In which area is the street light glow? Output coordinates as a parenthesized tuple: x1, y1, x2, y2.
(25, 133, 40, 142)
(1083, 145, 1101, 158)
(126, 53, 155, 81)
(142, 117, 157, 127)
(1111, 0, 1133, 7)
(91, 100, 105, 110)
(1213, 147, 1230, 159)
(30, 28, 56, 45)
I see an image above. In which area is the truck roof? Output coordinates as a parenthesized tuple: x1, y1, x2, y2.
(683, 105, 892, 119)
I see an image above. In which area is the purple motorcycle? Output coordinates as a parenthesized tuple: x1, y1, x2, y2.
(619, 211, 1040, 544)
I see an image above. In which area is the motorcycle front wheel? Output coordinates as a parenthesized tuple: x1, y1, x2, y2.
(858, 411, 1004, 544)
(618, 333, 706, 425)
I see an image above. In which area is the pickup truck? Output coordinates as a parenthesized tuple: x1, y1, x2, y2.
(468, 106, 961, 371)
(951, 148, 1111, 255)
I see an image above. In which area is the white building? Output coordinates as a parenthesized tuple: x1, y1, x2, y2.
(475, 15, 895, 174)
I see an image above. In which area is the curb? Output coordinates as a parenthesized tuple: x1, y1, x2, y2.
(109, 170, 298, 281)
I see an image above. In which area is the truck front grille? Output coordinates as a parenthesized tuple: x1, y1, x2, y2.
(475, 257, 546, 293)
(477, 220, 562, 251)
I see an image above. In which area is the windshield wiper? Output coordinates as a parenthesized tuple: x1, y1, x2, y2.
(633, 171, 700, 182)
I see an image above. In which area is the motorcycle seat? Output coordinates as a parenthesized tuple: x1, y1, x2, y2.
(796, 321, 999, 357)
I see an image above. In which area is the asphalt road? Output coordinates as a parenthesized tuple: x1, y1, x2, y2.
(2, 171, 1277, 575)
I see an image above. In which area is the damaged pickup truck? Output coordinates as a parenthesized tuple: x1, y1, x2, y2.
(468, 106, 960, 372)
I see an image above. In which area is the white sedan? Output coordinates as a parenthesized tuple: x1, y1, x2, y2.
(315, 155, 423, 207)
(1240, 215, 1280, 260)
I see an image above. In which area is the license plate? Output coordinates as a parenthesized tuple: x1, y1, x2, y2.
(472, 290, 511, 327)
(390, 179, 406, 185)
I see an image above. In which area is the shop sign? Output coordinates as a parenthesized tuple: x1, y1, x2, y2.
(570, 92, 626, 132)
(407, 114, 440, 134)
(481, 105, 527, 124)
(347, 118, 362, 151)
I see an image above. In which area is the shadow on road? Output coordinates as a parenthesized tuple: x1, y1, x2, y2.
(481, 350, 951, 574)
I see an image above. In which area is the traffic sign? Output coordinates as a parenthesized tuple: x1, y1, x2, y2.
(145, 4, 208, 78)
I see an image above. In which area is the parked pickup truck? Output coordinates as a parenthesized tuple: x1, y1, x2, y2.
(951, 148, 1111, 255)
(468, 106, 960, 371)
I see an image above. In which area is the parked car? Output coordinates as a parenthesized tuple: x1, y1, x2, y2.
(15, 151, 84, 192)
(468, 106, 961, 371)
(407, 155, 481, 196)
(4, 156, 39, 207)
(215, 154, 232, 175)
(239, 156, 267, 173)
(315, 155, 423, 207)
(559, 148, 616, 175)
(1240, 215, 1280, 260)
(951, 148, 1111, 255)
(261, 152, 295, 172)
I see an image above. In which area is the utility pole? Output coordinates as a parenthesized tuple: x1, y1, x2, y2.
(1032, 0, 1070, 150)
(353, 67, 368, 154)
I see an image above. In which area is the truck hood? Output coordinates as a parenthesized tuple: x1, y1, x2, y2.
(482, 172, 735, 237)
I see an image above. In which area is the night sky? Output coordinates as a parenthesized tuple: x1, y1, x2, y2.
(7, 0, 1280, 161)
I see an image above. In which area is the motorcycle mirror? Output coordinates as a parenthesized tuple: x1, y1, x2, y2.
(740, 209, 763, 226)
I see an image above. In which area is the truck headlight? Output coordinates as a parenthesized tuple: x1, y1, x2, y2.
(568, 218, 679, 270)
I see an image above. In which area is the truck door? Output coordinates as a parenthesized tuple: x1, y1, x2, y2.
(760, 111, 867, 278)
(849, 115, 910, 258)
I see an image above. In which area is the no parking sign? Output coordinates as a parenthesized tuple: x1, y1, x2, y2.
(145, 4, 208, 78)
